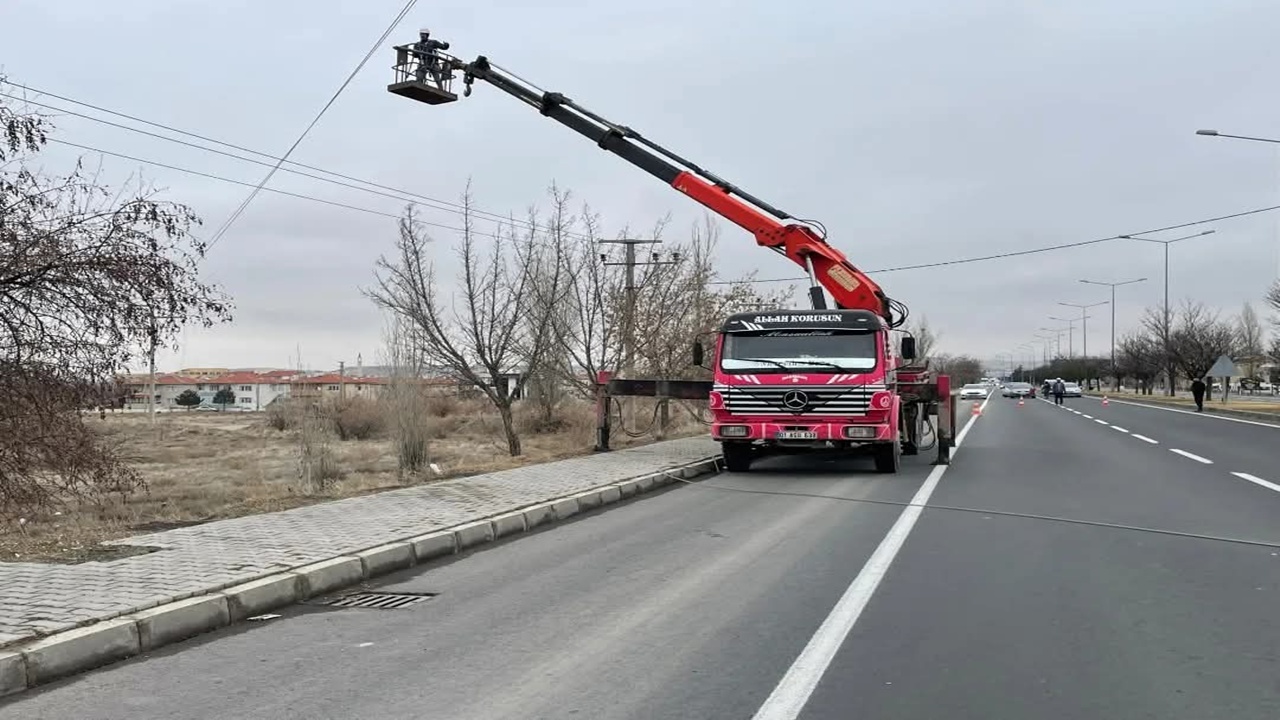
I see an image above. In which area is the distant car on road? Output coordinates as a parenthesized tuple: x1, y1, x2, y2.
(1002, 382, 1036, 398)
(959, 383, 989, 400)
(1062, 382, 1082, 398)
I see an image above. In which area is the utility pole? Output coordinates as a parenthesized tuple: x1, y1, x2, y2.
(338, 361, 346, 401)
(598, 238, 680, 377)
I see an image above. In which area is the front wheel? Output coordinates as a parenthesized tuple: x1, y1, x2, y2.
(873, 440, 901, 474)
(722, 442, 754, 473)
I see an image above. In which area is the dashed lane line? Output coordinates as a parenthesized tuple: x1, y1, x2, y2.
(1111, 426, 1129, 433)
(1094, 419, 1109, 425)
(1230, 472, 1280, 495)
(1170, 448, 1214, 464)
(1132, 434, 1158, 444)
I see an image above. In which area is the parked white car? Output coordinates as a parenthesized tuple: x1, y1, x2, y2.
(959, 383, 990, 400)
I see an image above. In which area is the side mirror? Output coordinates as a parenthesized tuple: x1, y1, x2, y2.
(692, 340, 705, 367)
(900, 336, 917, 360)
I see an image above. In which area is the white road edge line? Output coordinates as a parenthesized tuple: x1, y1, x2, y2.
(1094, 419, 1108, 425)
(750, 395, 990, 720)
(1230, 471, 1280, 495)
(1132, 434, 1158, 444)
(1086, 396, 1280, 430)
(1111, 426, 1129, 433)
(1170, 448, 1214, 464)
(1082, 414, 1094, 419)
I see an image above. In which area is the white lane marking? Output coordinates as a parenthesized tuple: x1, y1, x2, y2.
(1094, 419, 1109, 425)
(1170, 448, 1214, 464)
(750, 397, 989, 719)
(1111, 426, 1129, 433)
(1071, 410, 1082, 415)
(1086, 396, 1280, 430)
(1082, 414, 1094, 419)
(1230, 472, 1280, 495)
(1132, 434, 1158, 444)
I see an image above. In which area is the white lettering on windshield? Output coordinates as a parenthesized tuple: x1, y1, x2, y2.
(752, 314, 842, 323)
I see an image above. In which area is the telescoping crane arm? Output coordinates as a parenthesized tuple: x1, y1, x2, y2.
(389, 33, 908, 327)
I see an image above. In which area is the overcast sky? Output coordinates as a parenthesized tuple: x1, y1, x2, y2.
(4, 0, 1279, 373)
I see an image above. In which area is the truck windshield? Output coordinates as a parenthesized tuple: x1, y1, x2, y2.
(720, 331, 877, 372)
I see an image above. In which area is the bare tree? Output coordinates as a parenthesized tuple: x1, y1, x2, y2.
(381, 317, 431, 474)
(367, 186, 561, 456)
(1140, 305, 1176, 395)
(1269, 335, 1280, 384)
(630, 216, 793, 378)
(1235, 302, 1265, 377)
(932, 353, 983, 385)
(1117, 331, 1161, 394)
(905, 315, 939, 361)
(1, 85, 230, 515)
(520, 184, 575, 430)
(548, 209, 790, 396)
(1168, 300, 1235, 389)
(1267, 280, 1280, 318)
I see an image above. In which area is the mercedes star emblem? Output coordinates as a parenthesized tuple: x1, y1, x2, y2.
(781, 390, 809, 411)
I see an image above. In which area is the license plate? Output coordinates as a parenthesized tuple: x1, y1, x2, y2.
(776, 430, 818, 440)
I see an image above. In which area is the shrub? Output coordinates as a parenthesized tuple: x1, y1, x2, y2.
(330, 397, 384, 440)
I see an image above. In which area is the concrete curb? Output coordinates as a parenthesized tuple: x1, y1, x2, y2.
(1087, 393, 1280, 423)
(0, 455, 720, 698)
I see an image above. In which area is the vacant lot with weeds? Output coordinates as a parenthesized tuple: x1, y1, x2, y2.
(1, 395, 707, 563)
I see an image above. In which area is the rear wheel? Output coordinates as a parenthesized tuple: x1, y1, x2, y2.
(873, 440, 901, 474)
(722, 442, 754, 473)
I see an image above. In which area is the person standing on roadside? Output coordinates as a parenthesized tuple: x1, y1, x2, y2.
(1191, 377, 1207, 412)
(1053, 378, 1066, 406)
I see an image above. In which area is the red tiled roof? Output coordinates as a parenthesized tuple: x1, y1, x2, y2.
(156, 374, 200, 385)
(207, 371, 274, 385)
(291, 374, 388, 385)
(260, 369, 298, 379)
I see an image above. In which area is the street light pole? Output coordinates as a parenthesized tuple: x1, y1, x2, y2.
(1197, 129, 1280, 280)
(1057, 301, 1108, 389)
(1040, 326, 1068, 358)
(1121, 229, 1216, 395)
(1047, 315, 1087, 358)
(1080, 277, 1147, 390)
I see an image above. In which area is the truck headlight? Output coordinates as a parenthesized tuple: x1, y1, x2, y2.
(843, 425, 877, 439)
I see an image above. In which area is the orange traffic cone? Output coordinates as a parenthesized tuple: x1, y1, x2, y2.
(1102, 396, 1110, 407)
(1017, 398, 1025, 407)
(971, 401, 982, 416)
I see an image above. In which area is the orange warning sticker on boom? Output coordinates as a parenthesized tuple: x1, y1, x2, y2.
(825, 266, 861, 291)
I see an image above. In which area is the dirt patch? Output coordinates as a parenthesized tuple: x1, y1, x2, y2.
(1, 397, 707, 563)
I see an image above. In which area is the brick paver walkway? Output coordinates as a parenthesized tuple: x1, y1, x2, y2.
(0, 437, 718, 648)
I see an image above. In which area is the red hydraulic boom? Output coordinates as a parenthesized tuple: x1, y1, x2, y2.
(388, 33, 908, 328)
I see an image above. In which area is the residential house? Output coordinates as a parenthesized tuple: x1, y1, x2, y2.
(121, 374, 201, 410)
(289, 373, 387, 403)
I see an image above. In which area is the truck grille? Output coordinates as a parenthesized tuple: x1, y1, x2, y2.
(715, 384, 886, 416)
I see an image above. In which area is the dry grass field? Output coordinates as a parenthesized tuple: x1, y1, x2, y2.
(1, 396, 708, 563)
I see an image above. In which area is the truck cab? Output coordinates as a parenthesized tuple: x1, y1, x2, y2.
(698, 309, 903, 473)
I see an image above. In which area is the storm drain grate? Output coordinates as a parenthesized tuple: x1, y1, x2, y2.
(320, 591, 436, 609)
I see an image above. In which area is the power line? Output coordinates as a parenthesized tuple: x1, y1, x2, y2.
(47, 138, 524, 239)
(207, 0, 422, 250)
(709, 202, 1280, 284)
(0, 85, 559, 236)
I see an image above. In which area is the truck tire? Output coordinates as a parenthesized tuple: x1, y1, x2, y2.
(722, 443, 753, 473)
(873, 440, 901, 474)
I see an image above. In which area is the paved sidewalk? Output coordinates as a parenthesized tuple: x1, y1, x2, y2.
(0, 437, 718, 649)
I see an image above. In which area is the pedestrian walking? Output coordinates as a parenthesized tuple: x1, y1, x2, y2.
(1191, 377, 1206, 412)
(1053, 378, 1066, 406)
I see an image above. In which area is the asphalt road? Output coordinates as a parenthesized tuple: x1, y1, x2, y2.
(4, 396, 1279, 719)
